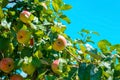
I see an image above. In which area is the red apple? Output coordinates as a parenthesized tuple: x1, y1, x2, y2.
(10, 74, 24, 80)
(0, 58, 14, 73)
(17, 30, 31, 44)
(20, 10, 32, 24)
(52, 35, 67, 51)
(51, 58, 66, 74)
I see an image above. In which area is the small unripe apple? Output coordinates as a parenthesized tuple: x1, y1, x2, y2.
(51, 58, 66, 74)
(17, 30, 31, 44)
(10, 74, 24, 80)
(52, 35, 67, 51)
(20, 10, 32, 24)
(22, 63, 35, 75)
(0, 58, 14, 73)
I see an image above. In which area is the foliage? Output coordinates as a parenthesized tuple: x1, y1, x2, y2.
(0, 0, 120, 80)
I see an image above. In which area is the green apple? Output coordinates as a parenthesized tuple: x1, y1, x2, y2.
(22, 63, 35, 75)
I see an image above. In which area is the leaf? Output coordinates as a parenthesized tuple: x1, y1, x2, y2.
(79, 44, 86, 53)
(81, 29, 90, 34)
(87, 51, 102, 60)
(32, 57, 41, 68)
(65, 67, 78, 79)
(90, 67, 102, 80)
(51, 26, 66, 33)
(78, 63, 94, 80)
(61, 4, 72, 10)
(52, 1, 59, 12)
(45, 75, 56, 80)
(92, 31, 100, 36)
(110, 44, 120, 52)
(0, 36, 10, 51)
(98, 40, 111, 53)
(1, 0, 8, 8)
(21, 47, 33, 58)
(60, 15, 71, 24)
(0, 7, 4, 21)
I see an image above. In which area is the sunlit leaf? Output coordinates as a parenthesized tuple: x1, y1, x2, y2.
(61, 4, 72, 10)
(60, 15, 71, 24)
(52, 1, 59, 12)
(98, 40, 111, 53)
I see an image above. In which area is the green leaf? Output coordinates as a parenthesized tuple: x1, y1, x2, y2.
(110, 44, 120, 52)
(81, 29, 90, 34)
(92, 31, 100, 36)
(60, 15, 71, 24)
(21, 47, 33, 58)
(45, 75, 56, 80)
(65, 67, 78, 79)
(0, 36, 10, 51)
(52, 1, 59, 12)
(61, 4, 72, 10)
(32, 57, 41, 68)
(51, 25, 66, 33)
(91, 67, 102, 80)
(1, 0, 8, 8)
(78, 63, 88, 80)
(98, 40, 111, 53)
(0, 7, 4, 21)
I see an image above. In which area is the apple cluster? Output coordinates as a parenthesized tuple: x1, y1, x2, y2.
(0, 58, 24, 80)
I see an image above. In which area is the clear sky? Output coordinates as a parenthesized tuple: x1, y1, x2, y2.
(64, 0, 120, 45)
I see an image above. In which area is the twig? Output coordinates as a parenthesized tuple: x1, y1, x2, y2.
(65, 48, 81, 62)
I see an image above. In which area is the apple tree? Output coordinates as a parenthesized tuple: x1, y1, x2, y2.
(0, 0, 120, 80)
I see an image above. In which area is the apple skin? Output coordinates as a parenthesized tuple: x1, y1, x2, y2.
(17, 30, 31, 44)
(22, 63, 35, 75)
(0, 58, 14, 73)
(10, 74, 24, 80)
(52, 35, 67, 51)
(20, 10, 31, 24)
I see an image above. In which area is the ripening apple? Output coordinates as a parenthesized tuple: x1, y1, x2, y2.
(20, 10, 33, 24)
(51, 58, 66, 74)
(10, 74, 24, 80)
(17, 30, 31, 44)
(52, 35, 67, 51)
(0, 58, 14, 73)
(22, 63, 35, 75)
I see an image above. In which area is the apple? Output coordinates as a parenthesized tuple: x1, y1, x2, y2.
(0, 58, 14, 73)
(22, 63, 35, 75)
(17, 30, 31, 44)
(52, 35, 67, 51)
(20, 10, 32, 24)
(10, 74, 24, 80)
(51, 58, 66, 74)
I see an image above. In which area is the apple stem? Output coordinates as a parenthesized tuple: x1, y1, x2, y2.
(65, 48, 81, 62)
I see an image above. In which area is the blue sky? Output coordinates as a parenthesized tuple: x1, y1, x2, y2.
(64, 0, 120, 45)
